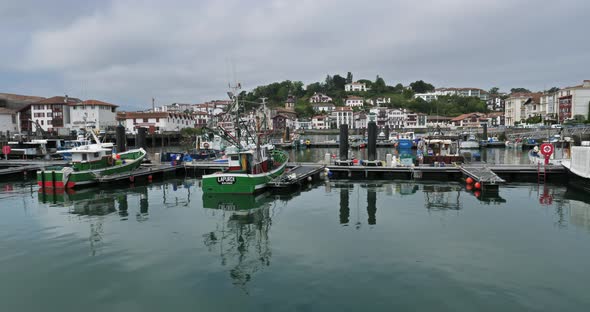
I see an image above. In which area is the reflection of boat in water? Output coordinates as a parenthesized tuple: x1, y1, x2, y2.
(422, 183, 463, 210)
(202, 192, 277, 290)
(202, 193, 274, 211)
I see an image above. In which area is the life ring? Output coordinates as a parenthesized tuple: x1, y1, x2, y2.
(203, 142, 210, 149)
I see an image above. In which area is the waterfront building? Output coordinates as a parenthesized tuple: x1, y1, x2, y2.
(426, 115, 453, 127)
(486, 112, 505, 127)
(295, 118, 311, 130)
(25, 96, 80, 132)
(386, 108, 405, 129)
(309, 93, 333, 103)
(354, 112, 367, 129)
(486, 96, 505, 111)
(68, 100, 118, 130)
(345, 96, 364, 107)
(0, 108, 18, 133)
(556, 80, 590, 123)
(406, 112, 427, 128)
(344, 82, 368, 92)
(450, 113, 488, 128)
(311, 115, 329, 130)
(505, 93, 534, 126)
(284, 95, 296, 110)
(271, 114, 295, 131)
(522, 93, 542, 120)
(331, 107, 354, 129)
(540, 92, 558, 123)
(117, 111, 196, 134)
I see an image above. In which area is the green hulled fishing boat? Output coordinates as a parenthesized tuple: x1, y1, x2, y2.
(37, 132, 146, 189)
(202, 148, 288, 194)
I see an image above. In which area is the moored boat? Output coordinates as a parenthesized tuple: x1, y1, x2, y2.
(37, 132, 146, 189)
(201, 148, 288, 194)
(562, 142, 590, 192)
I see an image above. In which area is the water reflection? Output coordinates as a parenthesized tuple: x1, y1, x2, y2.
(202, 193, 276, 292)
(423, 184, 462, 210)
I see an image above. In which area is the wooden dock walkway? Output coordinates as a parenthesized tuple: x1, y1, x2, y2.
(460, 165, 506, 189)
(267, 164, 325, 189)
(97, 164, 177, 183)
(0, 164, 42, 177)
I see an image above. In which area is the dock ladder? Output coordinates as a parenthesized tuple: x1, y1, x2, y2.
(537, 163, 546, 184)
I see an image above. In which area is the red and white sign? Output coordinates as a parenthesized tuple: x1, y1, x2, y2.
(2, 145, 11, 155)
(540, 143, 554, 156)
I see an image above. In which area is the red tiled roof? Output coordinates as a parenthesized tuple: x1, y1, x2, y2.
(0, 107, 17, 114)
(0, 93, 45, 102)
(79, 99, 118, 107)
(35, 96, 81, 105)
(450, 112, 485, 122)
(346, 96, 363, 100)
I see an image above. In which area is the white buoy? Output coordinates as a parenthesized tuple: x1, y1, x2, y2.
(386, 154, 392, 167)
(307, 176, 312, 182)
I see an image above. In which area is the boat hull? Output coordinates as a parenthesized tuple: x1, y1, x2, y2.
(201, 162, 287, 194)
(202, 151, 288, 194)
(37, 149, 146, 189)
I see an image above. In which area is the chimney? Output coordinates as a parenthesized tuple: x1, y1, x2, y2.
(64, 94, 68, 103)
(583, 80, 590, 88)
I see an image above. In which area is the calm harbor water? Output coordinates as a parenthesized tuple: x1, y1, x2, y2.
(1, 179, 590, 311)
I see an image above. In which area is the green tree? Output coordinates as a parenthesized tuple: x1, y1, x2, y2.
(391, 83, 404, 93)
(409, 80, 435, 93)
(357, 79, 373, 90)
(333, 75, 347, 90)
(510, 87, 531, 93)
(488, 87, 500, 95)
(306, 82, 323, 95)
(547, 87, 560, 93)
(373, 75, 387, 93)
(346, 72, 353, 84)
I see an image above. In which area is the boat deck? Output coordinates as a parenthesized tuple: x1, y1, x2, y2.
(97, 164, 178, 183)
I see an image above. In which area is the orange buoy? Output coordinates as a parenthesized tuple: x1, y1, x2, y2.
(466, 177, 474, 184)
(129, 176, 135, 182)
(474, 190, 481, 197)
(148, 175, 153, 182)
(474, 182, 481, 189)
(466, 184, 473, 191)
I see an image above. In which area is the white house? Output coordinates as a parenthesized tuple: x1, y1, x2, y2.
(368, 97, 391, 106)
(556, 80, 590, 123)
(311, 103, 336, 113)
(331, 107, 354, 129)
(0, 108, 17, 133)
(354, 112, 367, 129)
(68, 99, 118, 130)
(345, 82, 368, 92)
(504, 93, 532, 126)
(345, 96, 364, 107)
(540, 93, 557, 122)
(28, 96, 78, 132)
(309, 93, 333, 103)
(386, 108, 406, 129)
(311, 115, 329, 130)
(415, 88, 489, 102)
(295, 119, 312, 130)
(117, 111, 196, 134)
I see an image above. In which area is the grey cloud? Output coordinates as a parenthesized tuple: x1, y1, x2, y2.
(1, 0, 589, 110)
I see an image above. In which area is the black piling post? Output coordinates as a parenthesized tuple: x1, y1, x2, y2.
(482, 123, 488, 141)
(137, 127, 147, 149)
(116, 124, 126, 153)
(367, 121, 377, 161)
(384, 126, 390, 141)
(339, 124, 349, 161)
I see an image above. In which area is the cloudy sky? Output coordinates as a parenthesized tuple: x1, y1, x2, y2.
(1, 0, 589, 110)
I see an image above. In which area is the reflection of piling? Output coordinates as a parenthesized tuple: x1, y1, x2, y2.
(116, 125, 126, 152)
(339, 188, 350, 224)
(368, 121, 377, 161)
(339, 124, 348, 161)
(367, 189, 377, 225)
(140, 194, 148, 214)
(117, 195, 128, 217)
(137, 128, 147, 149)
